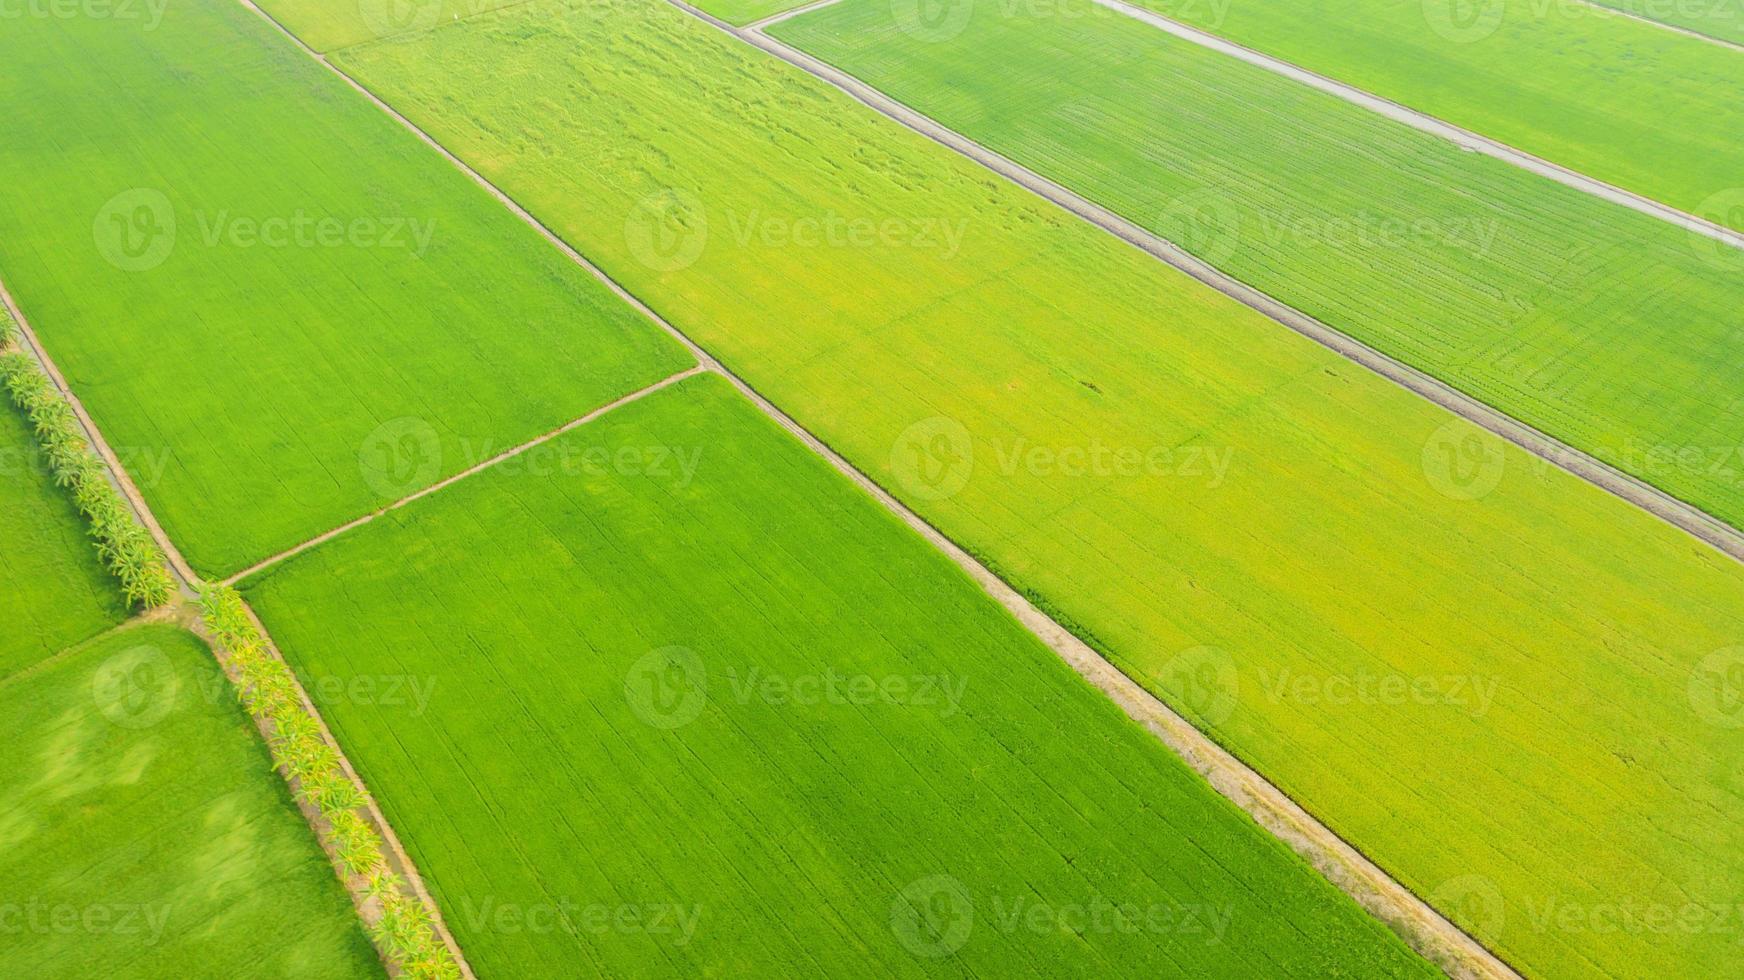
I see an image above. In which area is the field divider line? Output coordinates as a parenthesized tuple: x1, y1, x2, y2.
(744, 0, 848, 31)
(240, 0, 1520, 973)
(0, 603, 195, 696)
(0, 277, 197, 594)
(1079, 0, 1744, 250)
(730, 2, 1744, 566)
(225, 364, 706, 585)
(195, 596, 481, 980)
(1567, 0, 1744, 53)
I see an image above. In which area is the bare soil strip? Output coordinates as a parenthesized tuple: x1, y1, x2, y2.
(238, 1, 1524, 974)
(725, 3, 1744, 566)
(1080, 0, 1744, 251)
(0, 275, 472, 978)
(224, 364, 706, 585)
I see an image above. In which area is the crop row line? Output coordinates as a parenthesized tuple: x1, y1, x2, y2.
(0, 274, 472, 979)
(224, 363, 708, 586)
(237, 0, 1519, 974)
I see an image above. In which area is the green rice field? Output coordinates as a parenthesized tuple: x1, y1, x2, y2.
(0, 385, 126, 680)
(255, 0, 1744, 973)
(774, 0, 1744, 534)
(243, 373, 1434, 977)
(0, 625, 382, 978)
(0, 0, 691, 578)
(9, 0, 1741, 975)
(1084, 0, 1744, 226)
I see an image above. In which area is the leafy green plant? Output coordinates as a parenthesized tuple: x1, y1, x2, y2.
(0, 352, 174, 607)
(198, 584, 461, 979)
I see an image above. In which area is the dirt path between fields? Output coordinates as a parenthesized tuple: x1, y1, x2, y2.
(1081, 0, 1744, 251)
(224, 364, 706, 585)
(719, 3, 1744, 570)
(237, 0, 1528, 974)
(1572, 0, 1744, 54)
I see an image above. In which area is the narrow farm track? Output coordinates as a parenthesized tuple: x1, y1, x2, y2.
(225, 364, 707, 585)
(1083, 0, 1744, 251)
(712, 0, 1744, 569)
(236, 1, 1519, 975)
(0, 273, 475, 979)
(1574, 0, 1744, 52)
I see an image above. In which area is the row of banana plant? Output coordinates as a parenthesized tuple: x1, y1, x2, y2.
(200, 584, 463, 980)
(0, 318, 177, 608)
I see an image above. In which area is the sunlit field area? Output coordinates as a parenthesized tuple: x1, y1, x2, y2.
(5, 0, 1739, 976)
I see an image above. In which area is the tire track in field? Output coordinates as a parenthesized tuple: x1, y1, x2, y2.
(235, 1, 1523, 975)
(725, 0, 1744, 569)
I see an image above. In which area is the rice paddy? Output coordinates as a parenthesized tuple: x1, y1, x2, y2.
(9, 0, 1739, 975)
(0, 626, 382, 979)
(290, 1, 1744, 973)
(242, 374, 1435, 978)
(0, 0, 691, 577)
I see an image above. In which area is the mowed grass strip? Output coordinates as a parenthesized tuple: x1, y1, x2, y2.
(0, 391, 126, 680)
(775, 0, 1744, 533)
(1102, 0, 1744, 225)
(0, 0, 691, 577)
(0, 625, 382, 979)
(262, 1, 1744, 973)
(243, 374, 1434, 978)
